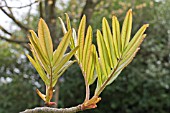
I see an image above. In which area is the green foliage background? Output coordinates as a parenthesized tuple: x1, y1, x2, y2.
(0, 0, 170, 113)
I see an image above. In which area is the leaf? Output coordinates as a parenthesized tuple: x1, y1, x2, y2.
(26, 54, 49, 85)
(112, 16, 121, 58)
(122, 34, 147, 60)
(82, 26, 92, 71)
(28, 36, 51, 74)
(58, 17, 67, 34)
(107, 47, 140, 86)
(121, 9, 132, 51)
(87, 45, 97, 85)
(123, 24, 149, 57)
(72, 28, 78, 47)
(65, 13, 75, 49)
(94, 49, 102, 86)
(38, 18, 53, 61)
(65, 13, 71, 31)
(53, 30, 72, 67)
(53, 46, 79, 76)
(36, 89, 46, 101)
(96, 30, 111, 77)
(77, 15, 86, 62)
(102, 17, 116, 68)
(52, 60, 76, 87)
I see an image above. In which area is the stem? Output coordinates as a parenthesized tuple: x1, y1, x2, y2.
(95, 59, 121, 96)
(20, 105, 82, 113)
(85, 80, 90, 101)
(75, 55, 90, 101)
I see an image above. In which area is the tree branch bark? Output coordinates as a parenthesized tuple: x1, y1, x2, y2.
(20, 105, 82, 113)
(0, 1, 38, 9)
(0, 35, 28, 44)
(81, 0, 102, 27)
(45, 0, 58, 45)
(39, 0, 44, 18)
(0, 8, 29, 31)
(0, 25, 12, 36)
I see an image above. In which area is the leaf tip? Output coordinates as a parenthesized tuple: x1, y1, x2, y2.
(82, 14, 86, 19)
(112, 15, 117, 20)
(144, 24, 149, 28)
(128, 8, 132, 13)
(39, 18, 44, 22)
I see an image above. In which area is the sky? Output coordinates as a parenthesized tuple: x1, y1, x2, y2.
(0, 0, 37, 35)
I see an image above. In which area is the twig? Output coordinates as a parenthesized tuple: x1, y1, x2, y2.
(0, 25, 12, 36)
(2, 0, 14, 16)
(0, 1, 38, 9)
(20, 105, 82, 113)
(0, 35, 28, 44)
(0, 7, 30, 31)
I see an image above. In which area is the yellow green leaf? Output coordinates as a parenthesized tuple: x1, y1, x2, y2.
(94, 48, 102, 86)
(58, 17, 67, 34)
(36, 89, 46, 102)
(77, 15, 86, 62)
(52, 60, 76, 87)
(123, 24, 149, 56)
(26, 54, 49, 85)
(65, 13, 71, 31)
(28, 37, 51, 74)
(53, 46, 79, 76)
(82, 26, 92, 71)
(121, 9, 132, 51)
(112, 16, 121, 58)
(38, 18, 53, 62)
(53, 30, 72, 66)
(96, 30, 111, 77)
(102, 17, 115, 68)
(88, 45, 97, 85)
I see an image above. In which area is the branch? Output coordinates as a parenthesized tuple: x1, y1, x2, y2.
(0, 1, 38, 9)
(20, 105, 82, 113)
(39, 0, 44, 18)
(2, 0, 14, 16)
(0, 35, 28, 44)
(0, 25, 12, 36)
(0, 7, 29, 31)
(80, 0, 102, 27)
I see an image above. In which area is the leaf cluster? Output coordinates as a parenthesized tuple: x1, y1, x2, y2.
(27, 9, 148, 109)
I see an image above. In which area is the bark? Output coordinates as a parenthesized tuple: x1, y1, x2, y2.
(0, 1, 38, 9)
(20, 105, 82, 113)
(45, 0, 58, 45)
(0, 8, 29, 32)
(0, 35, 28, 44)
(81, 0, 102, 27)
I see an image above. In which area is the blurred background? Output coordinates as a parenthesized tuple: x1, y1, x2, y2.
(0, 0, 170, 113)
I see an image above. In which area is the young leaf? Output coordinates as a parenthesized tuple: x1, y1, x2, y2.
(65, 13, 71, 31)
(123, 24, 149, 56)
(96, 30, 111, 77)
(77, 15, 86, 62)
(102, 18, 116, 68)
(28, 37, 51, 74)
(53, 30, 72, 67)
(58, 17, 67, 34)
(52, 60, 76, 87)
(82, 26, 92, 71)
(112, 16, 121, 58)
(94, 9, 148, 97)
(121, 9, 132, 51)
(38, 18, 53, 62)
(87, 45, 97, 85)
(26, 54, 49, 86)
(53, 46, 79, 76)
